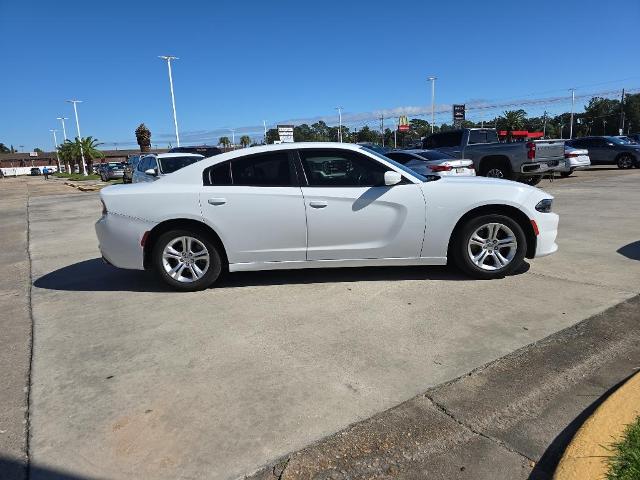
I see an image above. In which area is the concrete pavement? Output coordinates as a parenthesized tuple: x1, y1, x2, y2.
(1, 167, 639, 479)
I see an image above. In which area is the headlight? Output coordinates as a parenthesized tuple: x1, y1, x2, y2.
(535, 199, 553, 213)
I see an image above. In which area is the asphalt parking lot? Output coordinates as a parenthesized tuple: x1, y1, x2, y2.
(4, 168, 640, 479)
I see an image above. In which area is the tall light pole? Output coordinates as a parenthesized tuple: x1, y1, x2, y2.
(66, 99, 87, 175)
(50, 129, 61, 171)
(335, 106, 343, 142)
(428, 76, 437, 133)
(56, 117, 69, 141)
(569, 88, 576, 139)
(229, 128, 235, 147)
(159, 55, 181, 147)
(263, 120, 267, 144)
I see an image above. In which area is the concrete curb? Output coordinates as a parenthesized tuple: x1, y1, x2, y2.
(553, 372, 640, 480)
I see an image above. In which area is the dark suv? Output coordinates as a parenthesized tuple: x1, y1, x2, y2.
(566, 136, 640, 169)
(168, 145, 222, 157)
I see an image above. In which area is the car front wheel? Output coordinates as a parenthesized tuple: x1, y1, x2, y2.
(452, 214, 527, 279)
(617, 154, 634, 169)
(152, 229, 222, 291)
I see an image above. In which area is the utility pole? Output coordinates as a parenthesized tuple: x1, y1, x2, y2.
(263, 120, 267, 144)
(56, 117, 68, 141)
(428, 76, 437, 133)
(559, 123, 564, 140)
(542, 111, 548, 137)
(394, 118, 398, 149)
(50, 129, 61, 171)
(229, 128, 235, 147)
(159, 55, 180, 147)
(66, 99, 87, 175)
(569, 88, 576, 139)
(619, 88, 626, 134)
(335, 106, 343, 142)
(380, 114, 385, 147)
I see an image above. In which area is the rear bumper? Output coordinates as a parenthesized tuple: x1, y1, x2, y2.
(534, 212, 559, 257)
(520, 159, 561, 175)
(95, 213, 154, 270)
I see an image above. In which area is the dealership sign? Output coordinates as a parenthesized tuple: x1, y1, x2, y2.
(277, 125, 294, 143)
(398, 115, 410, 132)
(453, 104, 465, 126)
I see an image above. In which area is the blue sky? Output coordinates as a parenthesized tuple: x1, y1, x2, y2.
(1, 0, 639, 150)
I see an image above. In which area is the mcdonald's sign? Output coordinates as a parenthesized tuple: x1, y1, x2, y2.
(398, 115, 410, 132)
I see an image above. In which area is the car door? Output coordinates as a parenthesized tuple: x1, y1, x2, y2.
(585, 138, 609, 164)
(199, 150, 307, 265)
(298, 148, 426, 261)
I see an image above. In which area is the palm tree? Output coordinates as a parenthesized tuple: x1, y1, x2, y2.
(135, 124, 151, 152)
(77, 136, 104, 174)
(500, 110, 527, 141)
(57, 141, 74, 174)
(218, 136, 231, 149)
(239, 135, 251, 148)
(57, 137, 104, 175)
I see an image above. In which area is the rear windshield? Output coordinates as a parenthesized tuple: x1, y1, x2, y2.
(423, 131, 463, 149)
(158, 156, 204, 174)
(415, 150, 453, 161)
(468, 129, 499, 144)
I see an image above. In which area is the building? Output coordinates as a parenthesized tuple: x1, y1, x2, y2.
(0, 149, 168, 170)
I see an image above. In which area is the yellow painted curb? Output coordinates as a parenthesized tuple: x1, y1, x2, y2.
(554, 372, 640, 479)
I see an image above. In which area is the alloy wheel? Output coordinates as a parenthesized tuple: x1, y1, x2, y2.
(162, 236, 210, 283)
(467, 222, 517, 271)
(485, 168, 505, 178)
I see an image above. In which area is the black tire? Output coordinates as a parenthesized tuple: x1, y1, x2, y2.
(480, 160, 512, 180)
(452, 214, 527, 280)
(152, 228, 223, 291)
(521, 175, 543, 186)
(617, 154, 635, 169)
(560, 168, 574, 178)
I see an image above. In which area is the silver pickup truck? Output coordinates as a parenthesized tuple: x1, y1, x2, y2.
(422, 128, 564, 185)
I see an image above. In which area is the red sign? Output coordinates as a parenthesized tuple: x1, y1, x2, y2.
(398, 124, 410, 132)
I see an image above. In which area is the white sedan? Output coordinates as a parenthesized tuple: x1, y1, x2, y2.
(384, 149, 475, 176)
(96, 143, 558, 291)
(558, 145, 591, 178)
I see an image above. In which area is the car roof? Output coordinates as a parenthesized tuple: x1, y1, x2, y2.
(150, 153, 205, 159)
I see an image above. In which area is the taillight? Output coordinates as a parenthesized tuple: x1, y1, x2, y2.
(526, 142, 536, 160)
(430, 165, 453, 172)
(564, 153, 578, 158)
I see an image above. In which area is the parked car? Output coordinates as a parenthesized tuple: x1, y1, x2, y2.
(422, 128, 565, 185)
(626, 133, 640, 144)
(169, 145, 222, 157)
(132, 153, 205, 183)
(356, 143, 392, 155)
(30, 167, 41, 176)
(122, 155, 141, 184)
(98, 162, 125, 181)
(566, 136, 640, 169)
(557, 145, 591, 177)
(384, 149, 475, 176)
(96, 142, 559, 291)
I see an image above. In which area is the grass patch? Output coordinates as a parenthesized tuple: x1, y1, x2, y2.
(607, 415, 640, 480)
(54, 173, 101, 181)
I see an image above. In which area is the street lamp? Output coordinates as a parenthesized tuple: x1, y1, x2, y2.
(569, 88, 576, 139)
(428, 76, 437, 133)
(49, 129, 61, 171)
(66, 99, 87, 175)
(56, 117, 69, 141)
(159, 55, 181, 147)
(335, 106, 343, 142)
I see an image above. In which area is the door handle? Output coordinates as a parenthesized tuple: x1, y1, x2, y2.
(309, 201, 328, 208)
(207, 198, 227, 206)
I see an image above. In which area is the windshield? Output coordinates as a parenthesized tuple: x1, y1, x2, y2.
(158, 155, 204, 174)
(360, 147, 428, 182)
(415, 150, 454, 161)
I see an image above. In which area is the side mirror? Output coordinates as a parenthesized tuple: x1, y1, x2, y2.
(145, 168, 158, 176)
(384, 171, 402, 186)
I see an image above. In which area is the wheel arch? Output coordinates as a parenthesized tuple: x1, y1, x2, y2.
(447, 204, 537, 259)
(479, 155, 512, 176)
(143, 218, 228, 269)
(615, 151, 637, 164)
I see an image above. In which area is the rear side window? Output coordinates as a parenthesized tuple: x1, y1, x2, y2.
(203, 161, 232, 186)
(231, 151, 294, 186)
(468, 130, 498, 144)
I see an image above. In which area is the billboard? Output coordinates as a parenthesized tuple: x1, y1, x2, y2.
(398, 115, 410, 132)
(277, 125, 294, 143)
(453, 104, 465, 126)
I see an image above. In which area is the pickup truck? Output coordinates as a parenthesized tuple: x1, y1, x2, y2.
(422, 128, 564, 185)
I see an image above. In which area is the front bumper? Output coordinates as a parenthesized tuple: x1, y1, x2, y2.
(95, 213, 154, 270)
(533, 212, 559, 257)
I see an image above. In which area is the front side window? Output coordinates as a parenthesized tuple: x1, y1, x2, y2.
(231, 151, 294, 186)
(299, 149, 390, 187)
(137, 156, 151, 172)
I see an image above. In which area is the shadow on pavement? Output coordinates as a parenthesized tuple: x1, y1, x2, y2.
(617, 240, 640, 261)
(0, 456, 89, 480)
(33, 257, 531, 292)
(528, 372, 635, 480)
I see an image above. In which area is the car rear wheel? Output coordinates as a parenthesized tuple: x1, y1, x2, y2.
(617, 154, 634, 169)
(452, 214, 527, 279)
(152, 229, 222, 291)
(560, 169, 574, 178)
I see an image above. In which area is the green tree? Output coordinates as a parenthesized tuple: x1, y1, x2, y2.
(33, 147, 43, 153)
(0, 143, 10, 153)
(135, 123, 151, 152)
(355, 126, 378, 143)
(218, 136, 231, 148)
(498, 109, 527, 141)
(57, 137, 104, 175)
(239, 135, 251, 148)
(266, 129, 279, 144)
